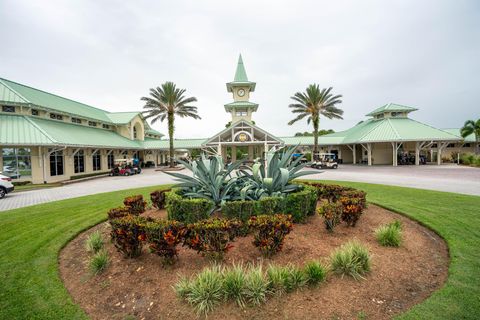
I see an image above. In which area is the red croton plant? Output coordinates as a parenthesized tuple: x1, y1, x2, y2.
(248, 214, 293, 257)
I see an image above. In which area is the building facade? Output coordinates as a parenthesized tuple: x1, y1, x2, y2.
(0, 56, 477, 184)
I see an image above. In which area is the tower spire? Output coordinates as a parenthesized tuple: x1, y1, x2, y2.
(233, 54, 249, 82)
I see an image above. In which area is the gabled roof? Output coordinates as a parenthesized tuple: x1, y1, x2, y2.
(0, 80, 29, 104)
(106, 112, 141, 124)
(366, 103, 418, 117)
(0, 78, 113, 122)
(0, 115, 54, 145)
(226, 55, 256, 92)
(224, 101, 259, 112)
(204, 120, 283, 145)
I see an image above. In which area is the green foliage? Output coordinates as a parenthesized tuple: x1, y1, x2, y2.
(244, 265, 270, 306)
(317, 201, 343, 232)
(165, 189, 214, 223)
(109, 215, 148, 258)
(165, 155, 242, 207)
(375, 220, 402, 247)
(123, 195, 147, 215)
(267, 264, 306, 293)
(256, 196, 284, 215)
(303, 260, 327, 285)
(173, 275, 193, 299)
(85, 231, 104, 253)
(248, 214, 293, 257)
(284, 184, 318, 222)
(89, 250, 109, 275)
(221, 200, 257, 222)
(460, 153, 480, 166)
(184, 265, 224, 316)
(183, 218, 241, 261)
(330, 241, 371, 280)
(294, 129, 335, 136)
(144, 220, 185, 265)
(150, 189, 170, 209)
(222, 263, 247, 307)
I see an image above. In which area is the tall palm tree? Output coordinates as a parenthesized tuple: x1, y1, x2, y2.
(288, 85, 343, 160)
(141, 82, 201, 167)
(461, 119, 480, 154)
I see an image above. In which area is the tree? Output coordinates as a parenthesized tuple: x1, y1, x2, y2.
(294, 129, 334, 137)
(288, 85, 343, 160)
(461, 119, 480, 154)
(141, 82, 201, 167)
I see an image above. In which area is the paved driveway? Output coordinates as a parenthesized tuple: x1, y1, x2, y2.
(1, 165, 478, 211)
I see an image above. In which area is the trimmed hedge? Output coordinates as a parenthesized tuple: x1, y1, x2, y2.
(222, 200, 257, 222)
(283, 184, 318, 223)
(256, 196, 284, 215)
(165, 189, 214, 223)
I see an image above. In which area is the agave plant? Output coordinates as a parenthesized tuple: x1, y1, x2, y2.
(236, 146, 316, 200)
(165, 154, 242, 209)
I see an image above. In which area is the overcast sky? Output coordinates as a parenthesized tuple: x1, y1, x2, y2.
(1, 0, 479, 138)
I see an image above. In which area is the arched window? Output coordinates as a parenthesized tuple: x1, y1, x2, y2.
(133, 126, 137, 139)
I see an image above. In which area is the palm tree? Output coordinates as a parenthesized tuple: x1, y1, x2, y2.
(461, 119, 480, 154)
(141, 82, 201, 167)
(288, 85, 343, 160)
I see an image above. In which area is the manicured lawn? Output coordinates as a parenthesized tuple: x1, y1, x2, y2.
(0, 182, 479, 319)
(13, 182, 63, 192)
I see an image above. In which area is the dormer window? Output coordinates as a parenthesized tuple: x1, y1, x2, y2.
(236, 111, 248, 117)
(50, 113, 63, 120)
(71, 117, 82, 124)
(2, 105, 15, 113)
(31, 109, 39, 116)
(102, 124, 110, 129)
(391, 112, 399, 117)
(88, 121, 97, 127)
(133, 126, 137, 139)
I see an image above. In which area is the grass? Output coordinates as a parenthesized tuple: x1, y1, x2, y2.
(222, 263, 247, 307)
(330, 240, 371, 280)
(85, 231, 104, 253)
(375, 220, 402, 247)
(185, 265, 224, 316)
(13, 182, 62, 192)
(303, 260, 328, 285)
(89, 250, 109, 275)
(0, 181, 479, 319)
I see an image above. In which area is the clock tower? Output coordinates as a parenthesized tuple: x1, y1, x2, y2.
(224, 54, 259, 123)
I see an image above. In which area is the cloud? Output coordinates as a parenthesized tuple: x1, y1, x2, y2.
(1, 0, 479, 138)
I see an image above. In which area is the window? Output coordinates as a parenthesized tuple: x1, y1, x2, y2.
(74, 150, 85, 173)
(391, 112, 398, 117)
(50, 150, 64, 176)
(376, 114, 384, 119)
(107, 152, 115, 169)
(121, 150, 128, 159)
(92, 151, 101, 171)
(431, 143, 437, 148)
(133, 126, 138, 139)
(235, 111, 248, 116)
(50, 113, 63, 120)
(447, 143, 455, 148)
(463, 143, 471, 148)
(1, 148, 31, 179)
(102, 124, 110, 129)
(88, 121, 97, 127)
(71, 117, 82, 124)
(2, 105, 15, 113)
(31, 109, 39, 116)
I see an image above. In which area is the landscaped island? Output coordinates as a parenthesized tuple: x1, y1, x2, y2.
(58, 148, 449, 319)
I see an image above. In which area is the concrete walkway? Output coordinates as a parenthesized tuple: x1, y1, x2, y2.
(1, 165, 478, 212)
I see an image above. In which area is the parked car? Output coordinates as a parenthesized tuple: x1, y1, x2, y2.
(0, 173, 15, 199)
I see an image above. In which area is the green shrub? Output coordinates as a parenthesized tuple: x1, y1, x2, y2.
(150, 189, 170, 209)
(317, 201, 343, 232)
(89, 250, 109, 275)
(222, 263, 247, 307)
(375, 220, 402, 247)
(248, 214, 293, 257)
(307, 182, 355, 201)
(303, 260, 327, 285)
(330, 241, 371, 280)
(183, 218, 242, 261)
(165, 189, 214, 223)
(70, 171, 108, 180)
(256, 196, 284, 215)
(221, 200, 257, 222)
(174, 275, 193, 299)
(109, 215, 148, 258)
(244, 265, 270, 305)
(107, 206, 131, 220)
(11, 180, 31, 186)
(144, 220, 185, 265)
(184, 265, 224, 316)
(283, 184, 317, 223)
(123, 195, 147, 215)
(266, 264, 290, 295)
(460, 153, 480, 167)
(85, 230, 104, 253)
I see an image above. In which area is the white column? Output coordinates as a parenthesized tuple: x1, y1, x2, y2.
(217, 143, 222, 156)
(231, 146, 237, 162)
(392, 142, 397, 166)
(415, 142, 420, 166)
(352, 145, 356, 164)
(437, 144, 442, 165)
(367, 143, 372, 166)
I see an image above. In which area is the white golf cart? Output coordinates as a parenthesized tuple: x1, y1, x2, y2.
(311, 153, 339, 169)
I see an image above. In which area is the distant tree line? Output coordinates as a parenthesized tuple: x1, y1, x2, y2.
(294, 129, 334, 137)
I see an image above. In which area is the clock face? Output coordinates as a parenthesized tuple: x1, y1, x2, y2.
(237, 89, 245, 97)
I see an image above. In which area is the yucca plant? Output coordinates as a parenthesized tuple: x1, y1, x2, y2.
(165, 154, 242, 209)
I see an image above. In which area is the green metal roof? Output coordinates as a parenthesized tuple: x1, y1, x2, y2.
(442, 128, 476, 142)
(0, 80, 29, 105)
(145, 128, 164, 137)
(280, 135, 345, 146)
(226, 55, 256, 92)
(340, 118, 461, 143)
(366, 103, 418, 116)
(0, 115, 54, 145)
(106, 112, 141, 124)
(224, 101, 259, 112)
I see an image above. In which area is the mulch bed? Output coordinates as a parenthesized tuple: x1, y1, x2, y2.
(59, 205, 448, 320)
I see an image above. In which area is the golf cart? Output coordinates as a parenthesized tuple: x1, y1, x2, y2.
(311, 153, 339, 169)
(109, 159, 142, 176)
